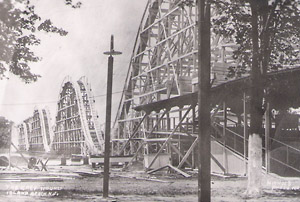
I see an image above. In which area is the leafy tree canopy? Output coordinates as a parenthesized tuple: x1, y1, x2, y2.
(212, 0, 300, 78)
(0, 116, 13, 148)
(0, 0, 81, 83)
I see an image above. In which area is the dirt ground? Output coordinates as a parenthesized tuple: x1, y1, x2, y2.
(1, 156, 300, 201)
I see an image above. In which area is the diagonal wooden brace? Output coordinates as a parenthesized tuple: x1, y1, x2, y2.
(146, 105, 193, 170)
(211, 153, 226, 173)
(169, 142, 193, 168)
(124, 110, 168, 165)
(39, 158, 49, 171)
(177, 136, 198, 169)
(118, 114, 148, 155)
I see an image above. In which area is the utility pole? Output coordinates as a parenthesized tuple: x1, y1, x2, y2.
(103, 35, 122, 198)
(197, 0, 211, 201)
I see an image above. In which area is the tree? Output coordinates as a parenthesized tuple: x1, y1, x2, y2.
(212, 0, 300, 78)
(0, 0, 81, 83)
(212, 0, 300, 197)
(0, 116, 13, 148)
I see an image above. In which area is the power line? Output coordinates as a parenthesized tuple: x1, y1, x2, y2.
(0, 90, 125, 106)
(94, 90, 124, 98)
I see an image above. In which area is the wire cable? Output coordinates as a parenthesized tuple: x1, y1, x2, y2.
(0, 90, 125, 106)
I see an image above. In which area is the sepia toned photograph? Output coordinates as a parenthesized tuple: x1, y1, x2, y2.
(0, 0, 299, 201)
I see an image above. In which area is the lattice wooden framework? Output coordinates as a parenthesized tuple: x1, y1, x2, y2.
(18, 122, 30, 151)
(113, 0, 300, 176)
(52, 76, 104, 156)
(113, 0, 236, 167)
(17, 76, 103, 156)
(17, 107, 53, 152)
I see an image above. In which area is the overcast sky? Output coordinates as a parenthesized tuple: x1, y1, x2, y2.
(0, 0, 147, 126)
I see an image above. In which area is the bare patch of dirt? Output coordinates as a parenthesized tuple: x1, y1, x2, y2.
(1, 161, 300, 201)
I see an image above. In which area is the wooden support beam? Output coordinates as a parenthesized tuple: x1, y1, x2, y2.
(210, 153, 226, 174)
(146, 105, 193, 170)
(192, 105, 196, 133)
(169, 142, 193, 168)
(124, 109, 168, 166)
(148, 164, 191, 178)
(144, 110, 168, 138)
(197, 0, 211, 200)
(168, 164, 191, 178)
(118, 114, 148, 155)
(125, 142, 145, 167)
(147, 165, 169, 174)
(178, 137, 198, 168)
(167, 112, 171, 130)
(223, 101, 228, 173)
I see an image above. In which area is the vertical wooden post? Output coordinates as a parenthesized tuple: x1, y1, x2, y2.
(167, 112, 171, 131)
(192, 105, 196, 168)
(111, 141, 114, 156)
(103, 35, 122, 198)
(192, 146, 195, 169)
(192, 105, 196, 133)
(179, 107, 182, 162)
(179, 107, 182, 131)
(223, 101, 227, 173)
(197, 0, 211, 201)
(103, 51, 113, 198)
(173, 117, 175, 129)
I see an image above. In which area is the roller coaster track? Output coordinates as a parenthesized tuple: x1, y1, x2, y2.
(51, 76, 103, 155)
(17, 107, 53, 153)
(113, 0, 300, 176)
(17, 76, 104, 156)
(78, 77, 104, 152)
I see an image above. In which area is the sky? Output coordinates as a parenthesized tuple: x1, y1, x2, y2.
(0, 0, 148, 126)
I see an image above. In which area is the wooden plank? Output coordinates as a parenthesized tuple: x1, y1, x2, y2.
(168, 164, 191, 178)
(74, 171, 103, 177)
(90, 156, 133, 164)
(211, 153, 226, 173)
(147, 164, 191, 178)
(211, 172, 232, 178)
(177, 137, 198, 169)
(144, 138, 168, 142)
(147, 165, 169, 174)
(118, 114, 148, 155)
(169, 143, 193, 168)
(124, 110, 168, 167)
(124, 142, 144, 168)
(146, 106, 193, 169)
